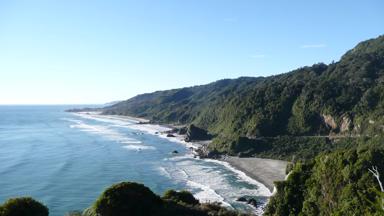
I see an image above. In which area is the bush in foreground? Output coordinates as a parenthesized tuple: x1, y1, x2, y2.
(93, 182, 162, 216)
(162, 190, 199, 206)
(85, 182, 245, 216)
(0, 197, 48, 216)
(264, 147, 384, 215)
(0, 182, 247, 216)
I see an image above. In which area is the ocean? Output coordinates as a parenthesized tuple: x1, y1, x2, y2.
(0, 105, 270, 215)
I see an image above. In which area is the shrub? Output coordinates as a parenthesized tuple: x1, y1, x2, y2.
(162, 190, 199, 205)
(93, 182, 162, 216)
(0, 197, 48, 216)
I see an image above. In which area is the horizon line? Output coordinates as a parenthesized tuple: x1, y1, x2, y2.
(0, 103, 104, 106)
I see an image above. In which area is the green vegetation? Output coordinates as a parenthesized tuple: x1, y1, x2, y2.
(0, 182, 246, 216)
(0, 197, 48, 216)
(210, 135, 384, 161)
(103, 35, 384, 160)
(84, 182, 246, 216)
(264, 147, 384, 216)
(92, 182, 162, 216)
(162, 190, 199, 206)
(97, 35, 384, 215)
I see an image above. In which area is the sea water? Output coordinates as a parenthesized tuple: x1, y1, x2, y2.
(0, 106, 270, 215)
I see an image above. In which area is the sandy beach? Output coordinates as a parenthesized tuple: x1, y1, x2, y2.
(224, 157, 288, 192)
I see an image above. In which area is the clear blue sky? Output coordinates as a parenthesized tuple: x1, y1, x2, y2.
(0, 0, 383, 104)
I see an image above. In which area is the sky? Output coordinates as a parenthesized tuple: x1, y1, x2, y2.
(0, 0, 383, 104)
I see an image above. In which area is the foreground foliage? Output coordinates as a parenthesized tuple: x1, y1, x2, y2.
(264, 147, 384, 216)
(0, 183, 246, 216)
(84, 182, 246, 216)
(0, 197, 48, 216)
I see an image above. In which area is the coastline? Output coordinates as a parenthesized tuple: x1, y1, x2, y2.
(222, 157, 287, 193)
(71, 112, 287, 194)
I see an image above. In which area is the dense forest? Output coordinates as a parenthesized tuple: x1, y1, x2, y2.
(103, 35, 384, 160)
(265, 146, 384, 215)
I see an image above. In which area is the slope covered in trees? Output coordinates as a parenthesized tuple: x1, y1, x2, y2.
(264, 146, 384, 216)
(103, 35, 384, 159)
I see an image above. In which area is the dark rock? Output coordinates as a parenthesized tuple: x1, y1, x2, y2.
(178, 127, 188, 135)
(170, 128, 179, 133)
(207, 150, 220, 159)
(184, 124, 212, 142)
(236, 197, 247, 202)
(238, 152, 252, 158)
(247, 198, 258, 208)
(172, 150, 179, 154)
(167, 133, 176, 137)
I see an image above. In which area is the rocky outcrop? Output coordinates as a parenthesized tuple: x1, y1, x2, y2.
(340, 114, 353, 133)
(321, 114, 337, 130)
(194, 147, 220, 159)
(236, 196, 260, 208)
(321, 113, 354, 134)
(177, 127, 188, 135)
(184, 124, 212, 142)
(236, 197, 247, 202)
(247, 198, 259, 208)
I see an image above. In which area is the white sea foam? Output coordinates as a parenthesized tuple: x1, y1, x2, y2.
(122, 145, 156, 151)
(157, 166, 172, 179)
(204, 159, 272, 197)
(73, 113, 174, 136)
(73, 113, 202, 150)
(165, 156, 271, 214)
(72, 113, 136, 125)
(62, 117, 147, 149)
(186, 179, 231, 207)
(60, 118, 83, 124)
(158, 164, 232, 208)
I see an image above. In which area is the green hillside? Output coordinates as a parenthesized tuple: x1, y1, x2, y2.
(265, 146, 384, 216)
(103, 35, 384, 159)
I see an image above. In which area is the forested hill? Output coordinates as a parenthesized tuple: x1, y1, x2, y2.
(104, 35, 384, 137)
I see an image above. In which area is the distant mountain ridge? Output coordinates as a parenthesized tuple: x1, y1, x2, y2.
(103, 100, 123, 107)
(103, 35, 384, 158)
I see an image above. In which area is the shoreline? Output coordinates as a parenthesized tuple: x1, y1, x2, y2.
(222, 157, 287, 193)
(72, 112, 287, 194)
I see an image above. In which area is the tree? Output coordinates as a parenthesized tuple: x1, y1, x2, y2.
(93, 182, 163, 216)
(369, 166, 384, 211)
